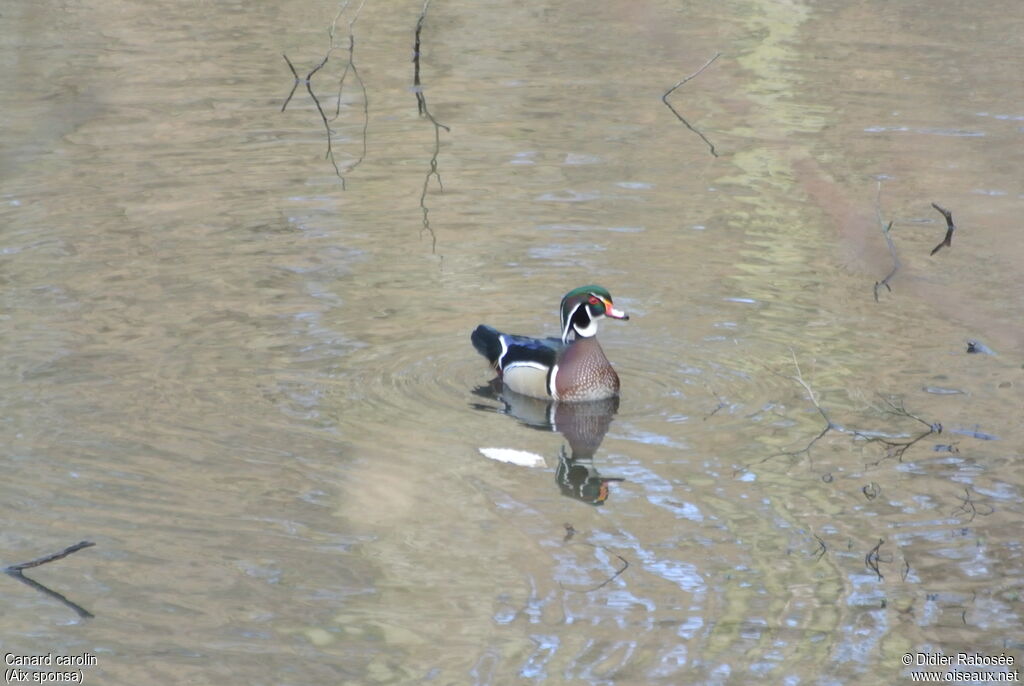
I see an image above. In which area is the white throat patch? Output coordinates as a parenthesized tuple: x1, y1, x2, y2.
(572, 317, 598, 338)
(562, 302, 600, 342)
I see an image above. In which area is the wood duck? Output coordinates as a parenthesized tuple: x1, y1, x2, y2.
(471, 285, 629, 402)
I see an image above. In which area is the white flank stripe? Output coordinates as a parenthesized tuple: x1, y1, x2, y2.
(506, 361, 548, 372)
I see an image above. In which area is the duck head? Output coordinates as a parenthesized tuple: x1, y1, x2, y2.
(559, 285, 629, 344)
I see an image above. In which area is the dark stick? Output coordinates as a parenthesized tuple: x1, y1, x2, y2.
(872, 182, 900, 301)
(951, 487, 994, 522)
(5, 541, 95, 573)
(281, 0, 369, 189)
(812, 534, 827, 562)
(662, 53, 721, 158)
(281, 53, 301, 112)
(929, 202, 956, 256)
(6, 572, 94, 619)
(413, 0, 448, 255)
(5, 541, 96, 619)
(760, 351, 841, 463)
(857, 395, 941, 465)
(560, 553, 629, 593)
(331, 0, 369, 182)
(865, 538, 885, 581)
(873, 221, 899, 301)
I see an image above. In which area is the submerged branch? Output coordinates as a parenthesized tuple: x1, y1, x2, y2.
(332, 0, 370, 179)
(929, 202, 956, 256)
(413, 0, 448, 254)
(951, 487, 994, 522)
(5, 541, 95, 573)
(560, 553, 630, 593)
(662, 53, 721, 158)
(873, 182, 899, 301)
(865, 538, 886, 581)
(281, 0, 370, 189)
(5, 541, 96, 619)
(752, 352, 941, 469)
(858, 395, 941, 465)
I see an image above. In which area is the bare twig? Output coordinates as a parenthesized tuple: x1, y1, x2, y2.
(873, 182, 900, 301)
(5, 541, 96, 619)
(6, 571, 94, 619)
(413, 0, 448, 254)
(857, 395, 941, 465)
(873, 220, 899, 301)
(703, 385, 727, 420)
(929, 203, 956, 256)
(753, 355, 940, 469)
(951, 487, 994, 522)
(662, 53, 721, 157)
(560, 553, 629, 593)
(5, 541, 95, 573)
(331, 0, 369, 179)
(758, 350, 842, 464)
(865, 538, 885, 581)
(281, 0, 370, 189)
(812, 534, 827, 562)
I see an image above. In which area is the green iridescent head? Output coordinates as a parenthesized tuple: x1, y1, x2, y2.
(559, 285, 629, 343)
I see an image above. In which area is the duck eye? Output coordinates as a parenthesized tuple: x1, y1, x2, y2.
(588, 296, 600, 305)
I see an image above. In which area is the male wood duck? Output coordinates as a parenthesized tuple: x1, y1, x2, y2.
(471, 285, 629, 402)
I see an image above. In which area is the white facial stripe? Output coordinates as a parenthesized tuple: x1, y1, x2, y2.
(498, 334, 510, 369)
(561, 302, 584, 343)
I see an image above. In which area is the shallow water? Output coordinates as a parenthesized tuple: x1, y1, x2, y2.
(1, 0, 1022, 683)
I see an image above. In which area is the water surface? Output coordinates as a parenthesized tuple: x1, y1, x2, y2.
(2, 0, 1022, 683)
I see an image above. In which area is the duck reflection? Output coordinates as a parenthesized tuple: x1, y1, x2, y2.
(472, 382, 625, 505)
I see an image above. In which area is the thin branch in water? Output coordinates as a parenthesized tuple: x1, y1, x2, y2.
(951, 487, 994, 522)
(703, 385, 728, 420)
(873, 220, 898, 301)
(929, 202, 956, 256)
(413, 0, 449, 254)
(662, 52, 721, 158)
(281, 52, 344, 187)
(281, 53, 301, 112)
(858, 395, 941, 465)
(331, 0, 370, 180)
(873, 181, 900, 301)
(6, 571, 94, 619)
(865, 538, 885, 581)
(281, 0, 369, 190)
(560, 553, 630, 593)
(5, 541, 95, 573)
(812, 534, 827, 562)
(756, 350, 841, 465)
(5, 541, 96, 619)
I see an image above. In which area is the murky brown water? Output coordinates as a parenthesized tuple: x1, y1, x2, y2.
(2, 0, 1022, 683)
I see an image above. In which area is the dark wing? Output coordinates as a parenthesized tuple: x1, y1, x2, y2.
(498, 334, 563, 372)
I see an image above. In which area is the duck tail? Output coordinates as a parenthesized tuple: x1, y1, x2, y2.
(471, 325, 503, 368)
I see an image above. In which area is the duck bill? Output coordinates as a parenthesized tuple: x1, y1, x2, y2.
(604, 301, 629, 320)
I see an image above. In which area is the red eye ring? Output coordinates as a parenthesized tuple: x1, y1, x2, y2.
(588, 296, 601, 305)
